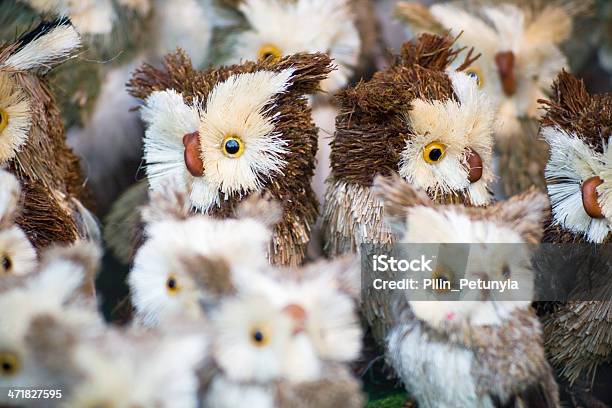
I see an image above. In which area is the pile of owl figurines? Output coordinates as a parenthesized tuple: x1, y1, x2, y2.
(0, 0, 610, 407)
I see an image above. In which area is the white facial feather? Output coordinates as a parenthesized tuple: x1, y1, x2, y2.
(0, 74, 31, 163)
(141, 70, 293, 211)
(231, 0, 360, 93)
(129, 216, 271, 326)
(0, 228, 37, 277)
(399, 72, 494, 206)
(1, 23, 81, 71)
(544, 126, 611, 242)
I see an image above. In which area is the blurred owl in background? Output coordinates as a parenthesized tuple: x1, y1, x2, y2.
(25, 315, 207, 408)
(0, 241, 102, 405)
(0, 170, 36, 278)
(0, 20, 99, 250)
(125, 51, 332, 266)
(396, 0, 590, 196)
(322, 33, 495, 257)
(374, 175, 558, 408)
(129, 188, 278, 326)
(538, 71, 612, 407)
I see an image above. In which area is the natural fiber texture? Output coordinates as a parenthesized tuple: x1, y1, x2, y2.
(128, 50, 331, 266)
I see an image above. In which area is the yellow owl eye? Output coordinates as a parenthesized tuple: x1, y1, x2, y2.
(221, 135, 245, 158)
(0, 255, 11, 274)
(0, 352, 20, 376)
(423, 142, 447, 164)
(432, 265, 453, 294)
(166, 275, 180, 295)
(465, 67, 484, 89)
(257, 44, 282, 63)
(0, 108, 8, 133)
(250, 325, 270, 347)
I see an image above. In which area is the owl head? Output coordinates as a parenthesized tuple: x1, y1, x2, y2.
(541, 71, 612, 243)
(374, 175, 549, 332)
(397, 1, 588, 138)
(0, 241, 101, 400)
(331, 34, 495, 206)
(26, 317, 206, 408)
(129, 186, 278, 327)
(215, 0, 360, 94)
(0, 171, 36, 278)
(128, 50, 332, 265)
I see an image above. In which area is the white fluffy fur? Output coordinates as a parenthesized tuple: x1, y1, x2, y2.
(399, 72, 494, 206)
(0, 75, 31, 163)
(205, 376, 274, 408)
(230, 0, 360, 93)
(0, 170, 21, 223)
(1, 24, 81, 71)
(0, 228, 37, 277)
(141, 70, 293, 211)
(23, 0, 116, 35)
(543, 126, 611, 243)
(429, 3, 569, 138)
(129, 216, 271, 326)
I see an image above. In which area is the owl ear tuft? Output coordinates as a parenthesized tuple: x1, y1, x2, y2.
(273, 52, 334, 95)
(0, 170, 21, 228)
(39, 240, 102, 289)
(549, 70, 591, 114)
(373, 173, 433, 219)
(234, 193, 282, 230)
(141, 183, 192, 225)
(398, 33, 460, 71)
(0, 18, 81, 72)
(490, 187, 550, 244)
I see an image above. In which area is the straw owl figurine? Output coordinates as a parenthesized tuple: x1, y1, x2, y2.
(322, 33, 495, 257)
(396, 0, 591, 197)
(375, 175, 559, 408)
(0, 20, 98, 249)
(538, 71, 611, 406)
(123, 51, 332, 266)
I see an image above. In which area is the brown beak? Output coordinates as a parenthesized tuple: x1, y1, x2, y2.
(282, 303, 307, 335)
(495, 51, 517, 96)
(465, 148, 483, 183)
(581, 176, 604, 219)
(183, 131, 204, 177)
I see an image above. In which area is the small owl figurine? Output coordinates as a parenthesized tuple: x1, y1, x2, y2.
(322, 33, 495, 256)
(538, 71, 612, 406)
(0, 241, 102, 404)
(396, 0, 590, 196)
(0, 20, 98, 249)
(126, 51, 332, 266)
(129, 188, 278, 326)
(374, 175, 559, 408)
(25, 316, 207, 408)
(0, 170, 36, 278)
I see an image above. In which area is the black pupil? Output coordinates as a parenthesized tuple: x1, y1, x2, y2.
(263, 52, 274, 59)
(225, 139, 240, 155)
(2, 361, 12, 372)
(1, 256, 10, 271)
(167, 278, 176, 289)
(468, 72, 478, 79)
(253, 330, 264, 343)
(429, 148, 443, 161)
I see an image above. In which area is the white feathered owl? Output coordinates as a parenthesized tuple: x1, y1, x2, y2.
(0, 241, 102, 404)
(323, 34, 495, 256)
(373, 175, 559, 408)
(202, 257, 364, 407)
(0, 170, 36, 278)
(129, 188, 278, 327)
(396, 0, 590, 195)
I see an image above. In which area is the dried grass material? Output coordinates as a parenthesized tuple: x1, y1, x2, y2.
(395, 2, 446, 34)
(349, 0, 385, 82)
(497, 117, 549, 197)
(540, 70, 612, 155)
(543, 300, 612, 385)
(129, 50, 331, 266)
(329, 34, 471, 187)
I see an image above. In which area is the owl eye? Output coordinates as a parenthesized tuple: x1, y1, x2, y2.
(166, 275, 180, 295)
(423, 142, 447, 164)
(221, 135, 245, 158)
(257, 44, 282, 63)
(0, 255, 11, 274)
(0, 108, 8, 133)
(465, 67, 484, 89)
(433, 265, 453, 294)
(250, 325, 270, 347)
(0, 352, 20, 376)
(501, 264, 511, 279)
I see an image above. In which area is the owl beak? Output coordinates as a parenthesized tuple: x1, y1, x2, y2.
(465, 148, 483, 183)
(183, 131, 204, 177)
(581, 176, 605, 219)
(282, 303, 307, 335)
(494, 51, 517, 96)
